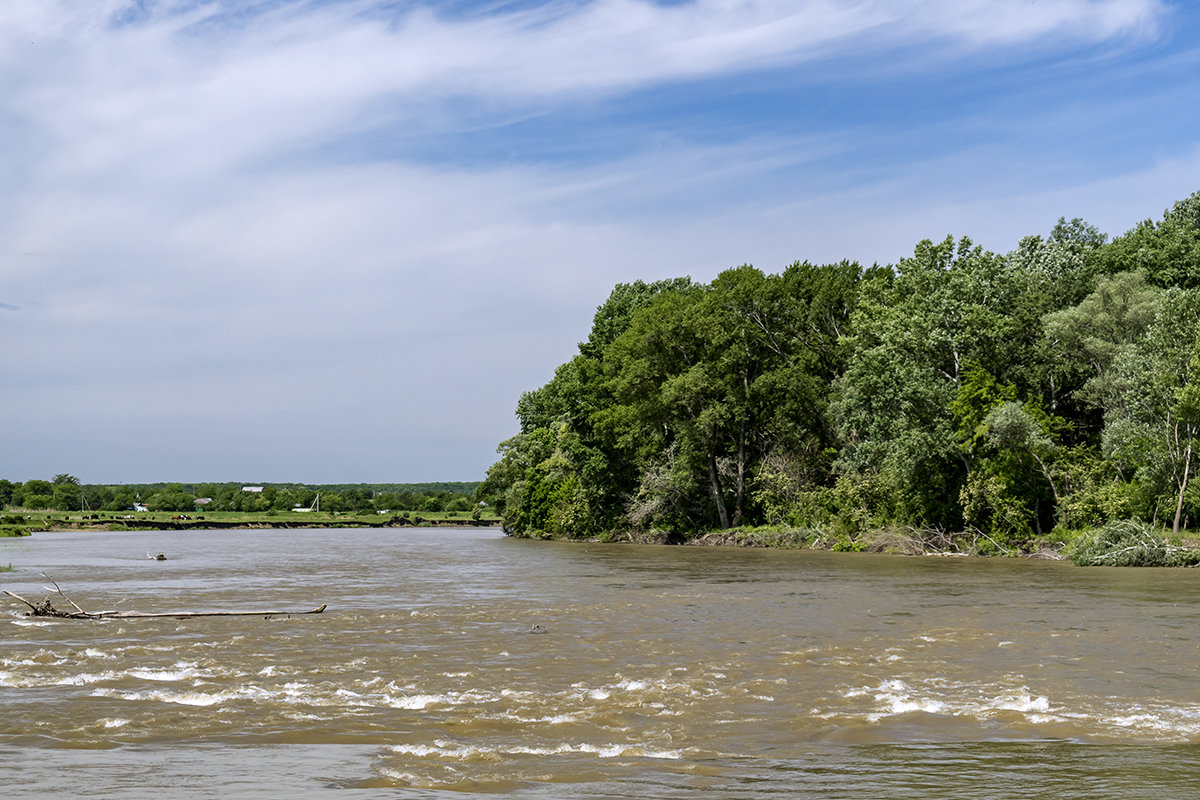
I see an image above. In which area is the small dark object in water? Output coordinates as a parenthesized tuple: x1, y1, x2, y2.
(147, 552, 167, 561)
(528, 624, 547, 634)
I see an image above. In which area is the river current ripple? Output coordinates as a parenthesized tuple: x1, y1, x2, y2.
(3, 527, 1200, 797)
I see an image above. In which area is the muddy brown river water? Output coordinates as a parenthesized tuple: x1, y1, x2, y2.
(3, 527, 1200, 798)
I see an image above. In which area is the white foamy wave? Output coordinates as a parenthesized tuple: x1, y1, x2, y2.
(90, 685, 259, 707)
(376, 768, 426, 786)
(392, 742, 456, 758)
(390, 738, 683, 760)
(127, 664, 207, 682)
(1100, 704, 1200, 738)
(0, 669, 86, 689)
(839, 677, 1200, 740)
(542, 713, 577, 724)
(90, 687, 220, 706)
(33, 662, 212, 687)
(510, 742, 682, 759)
(387, 693, 448, 710)
(155, 691, 228, 707)
(992, 692, 1050, 713)
(55, 671, 114, 686)
(869, 680, 949, 718)
(574, 742, 682, 759)
(100, 718, 130, 728)
(283, 711, 323, 721)
(1, 653, 67, 668)
(846, 679, 1050, 723)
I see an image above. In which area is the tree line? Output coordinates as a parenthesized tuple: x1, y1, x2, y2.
(0, 475, 481, 515)
(479, 191, 1200, 550)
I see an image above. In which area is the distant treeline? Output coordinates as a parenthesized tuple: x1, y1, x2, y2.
(479, 190, 1200, 549)
(0, 476, 481, 514)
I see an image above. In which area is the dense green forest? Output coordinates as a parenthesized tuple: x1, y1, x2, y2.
(479, 191, 1200, 553)
(0, 477, 479, 514)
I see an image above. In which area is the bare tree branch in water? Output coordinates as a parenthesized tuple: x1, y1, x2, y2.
(4, 578, 326, 619)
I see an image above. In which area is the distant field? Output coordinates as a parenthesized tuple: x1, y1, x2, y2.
(2, 507, 501, 535)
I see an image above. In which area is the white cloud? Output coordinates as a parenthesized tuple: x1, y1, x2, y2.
(2, 1, 1169, 181)
(0, 0, 1186, 482)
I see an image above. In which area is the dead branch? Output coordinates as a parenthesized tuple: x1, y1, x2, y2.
(41, 572, 90, 615)
(4, 588, 325, 619)
(89, 604, 328, 619)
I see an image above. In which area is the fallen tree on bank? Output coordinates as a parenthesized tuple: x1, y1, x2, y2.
(1065, 518, 1200, 567)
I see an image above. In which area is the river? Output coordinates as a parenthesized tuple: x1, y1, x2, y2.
(3, 527, 1200, 798)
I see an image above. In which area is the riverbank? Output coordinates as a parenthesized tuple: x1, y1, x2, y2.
(517, 523, 1065, 557)
(513, 521, 1200, 565)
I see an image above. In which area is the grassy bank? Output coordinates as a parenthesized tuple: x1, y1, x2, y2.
(518, 521, 1200, 564)
(514, 523, 1029, 554)
(2, 514, 38, 537)
(521, 523, 1053, 555)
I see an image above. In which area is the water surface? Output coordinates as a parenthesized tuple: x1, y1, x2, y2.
(3, 528, 1200, 797)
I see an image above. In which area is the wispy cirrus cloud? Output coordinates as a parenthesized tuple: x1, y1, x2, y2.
(2, 1, 1169, 176)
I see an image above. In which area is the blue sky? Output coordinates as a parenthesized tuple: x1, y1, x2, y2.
(2, 0, 1199, 485)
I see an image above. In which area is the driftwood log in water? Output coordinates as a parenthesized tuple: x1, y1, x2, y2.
(3, 580, 326, 619)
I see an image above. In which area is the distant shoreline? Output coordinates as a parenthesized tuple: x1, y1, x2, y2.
(5, 513, 501, 535)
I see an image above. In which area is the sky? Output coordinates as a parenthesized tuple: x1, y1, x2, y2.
(2, 0, 1199, 485)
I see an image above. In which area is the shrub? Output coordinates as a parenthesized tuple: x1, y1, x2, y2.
(1066, 519, 1200, 567)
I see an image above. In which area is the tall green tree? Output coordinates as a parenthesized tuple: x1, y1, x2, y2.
(480, 278, 697, 535)
(833, 236, 1032, 530)
(1099, 290, 1200, 532)
(1094, 191, 1200, 288)
(599, 263, 863, 531)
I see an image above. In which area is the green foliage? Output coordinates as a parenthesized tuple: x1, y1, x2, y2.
(833, 235, 1032, 532)
(481, 200, 1200, 549)
(1094, 191, 1200, 289)
(950, 364, 1018, 455)
(1066, 518, 1200, 567)
(0, 478, 476, 515)
(477, 195, 1200, 552)
(22, 494, 53, 510)
(483, 260, 865, 538)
